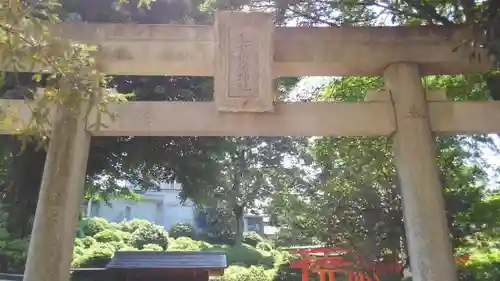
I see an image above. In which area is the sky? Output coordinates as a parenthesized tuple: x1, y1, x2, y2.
(481, 136, 500, 187)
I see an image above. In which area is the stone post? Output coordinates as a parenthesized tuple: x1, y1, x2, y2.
(23, 90, 91, 281)
(384, 63, 457, 281)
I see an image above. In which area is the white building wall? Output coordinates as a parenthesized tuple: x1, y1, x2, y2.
(88, 182, 196, 231)
(98, 199, 159, 223)
(86, 181, 269, 234)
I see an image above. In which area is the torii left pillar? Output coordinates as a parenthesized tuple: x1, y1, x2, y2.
(23, 92, 91, 281)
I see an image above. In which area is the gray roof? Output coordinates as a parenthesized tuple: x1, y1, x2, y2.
(106, 251, 227, 269)
(0, 273, 23, 281)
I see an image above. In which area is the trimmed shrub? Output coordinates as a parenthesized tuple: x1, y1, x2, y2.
(273, 264, 318, 281)
(94, 229, 123, 243)
(129, 223, 169, 250)
(75, 227, 85, 238)
(168, 237, 214, 251)
(216, 265, 275, 281)
(170, 222, 196, 239)
(257, 242, 273, 252)
(74, 245, 85, 257)
(273, 250, 300, 267)
(117, 219, 152, 233)
(142, 244, 164, 251)
(243, 232, 264, 247)
(80, 236, 97, 248)
(69, 215, 292, 281)
(72, 245, 115, 268)
(224, 244, 274, 268)
(79, 217, 113, 237)
(75, 238, 84, 248)
(118, 246, 140, 251)
(108, 241, 127, 251)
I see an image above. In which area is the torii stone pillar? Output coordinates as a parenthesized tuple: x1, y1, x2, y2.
(23, 91, 91, 281)
(384, 63, 458, 281)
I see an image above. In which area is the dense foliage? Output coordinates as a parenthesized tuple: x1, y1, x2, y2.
(169, 222, 196, 239)
(0, 210, 28, 272)
(0, 0, 300, 241)
(1, 202, 500, 281)
(72, 218, 301, 281)
(243, 231, 266, 247)
(0, 0, 230, 239)
(266, 75, 500, 280)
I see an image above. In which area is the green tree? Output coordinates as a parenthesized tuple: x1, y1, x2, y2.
(206, 136, 305, 244)
(267, 75, 500, 279)
(0, 0, 300, 239)
(0, 0, 227, 238)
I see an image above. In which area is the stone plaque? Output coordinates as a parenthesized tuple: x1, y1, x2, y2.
(214, 11, 274, 112)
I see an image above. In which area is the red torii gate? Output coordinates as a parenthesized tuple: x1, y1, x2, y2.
(288, 247, 470, 281)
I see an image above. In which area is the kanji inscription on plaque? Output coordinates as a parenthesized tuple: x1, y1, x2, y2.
(229, 27, 258, 98)
(214, 11, 273, 112)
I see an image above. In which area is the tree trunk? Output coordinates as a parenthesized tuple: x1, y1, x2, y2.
(234, 205, 244, 245)
(231, 147, 246, 245)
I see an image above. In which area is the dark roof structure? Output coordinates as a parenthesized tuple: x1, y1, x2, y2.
(106, 251, 228, 269)
(0, 273, 23, 281)
(71, 251, 228, 281)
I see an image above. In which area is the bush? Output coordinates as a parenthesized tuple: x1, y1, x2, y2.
(79, 236, 97, 248)
(272, 250, 300, 267)
(69, 216, 291, 280)
(142, 244, 164, 251)
(460, 250, 500, 281)
(168, 237, 214, 251)
(257, 242, 273, 252)
(117, 219, 152, 233)
(120, 231, 133, 244)
(129, 223, 169, 250)
(0, 213, 28, 273)
(75, 227, 85, 238)
(224, 244, 275, 268)
(75, 238, 84, 248)
(0, 238, 28, 273)
(118, 246, 140, 251)
(243, 232, 264, 247)
(170, 222, 196, 239)
(273, 264, 318, 281)
(108, 241, 127, 251)
(79, 217, 113, 237)
(217, 265, 275, 281)
(72, 245, 115, 268)
(94, 229, 123, 243)
(74, 245, 85, 257)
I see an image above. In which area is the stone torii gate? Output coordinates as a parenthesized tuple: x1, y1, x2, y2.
(1, 10, 498, 281)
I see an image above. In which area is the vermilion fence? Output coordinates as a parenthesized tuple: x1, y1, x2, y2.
(288, 247, 470, 281)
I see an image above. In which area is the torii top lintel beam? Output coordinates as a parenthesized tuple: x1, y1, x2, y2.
(5, 11, 490, 78)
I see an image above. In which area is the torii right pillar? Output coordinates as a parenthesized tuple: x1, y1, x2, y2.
(384, 63, 458, 281)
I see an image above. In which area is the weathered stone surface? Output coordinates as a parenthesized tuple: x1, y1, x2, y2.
(214, 11, 274, 112)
